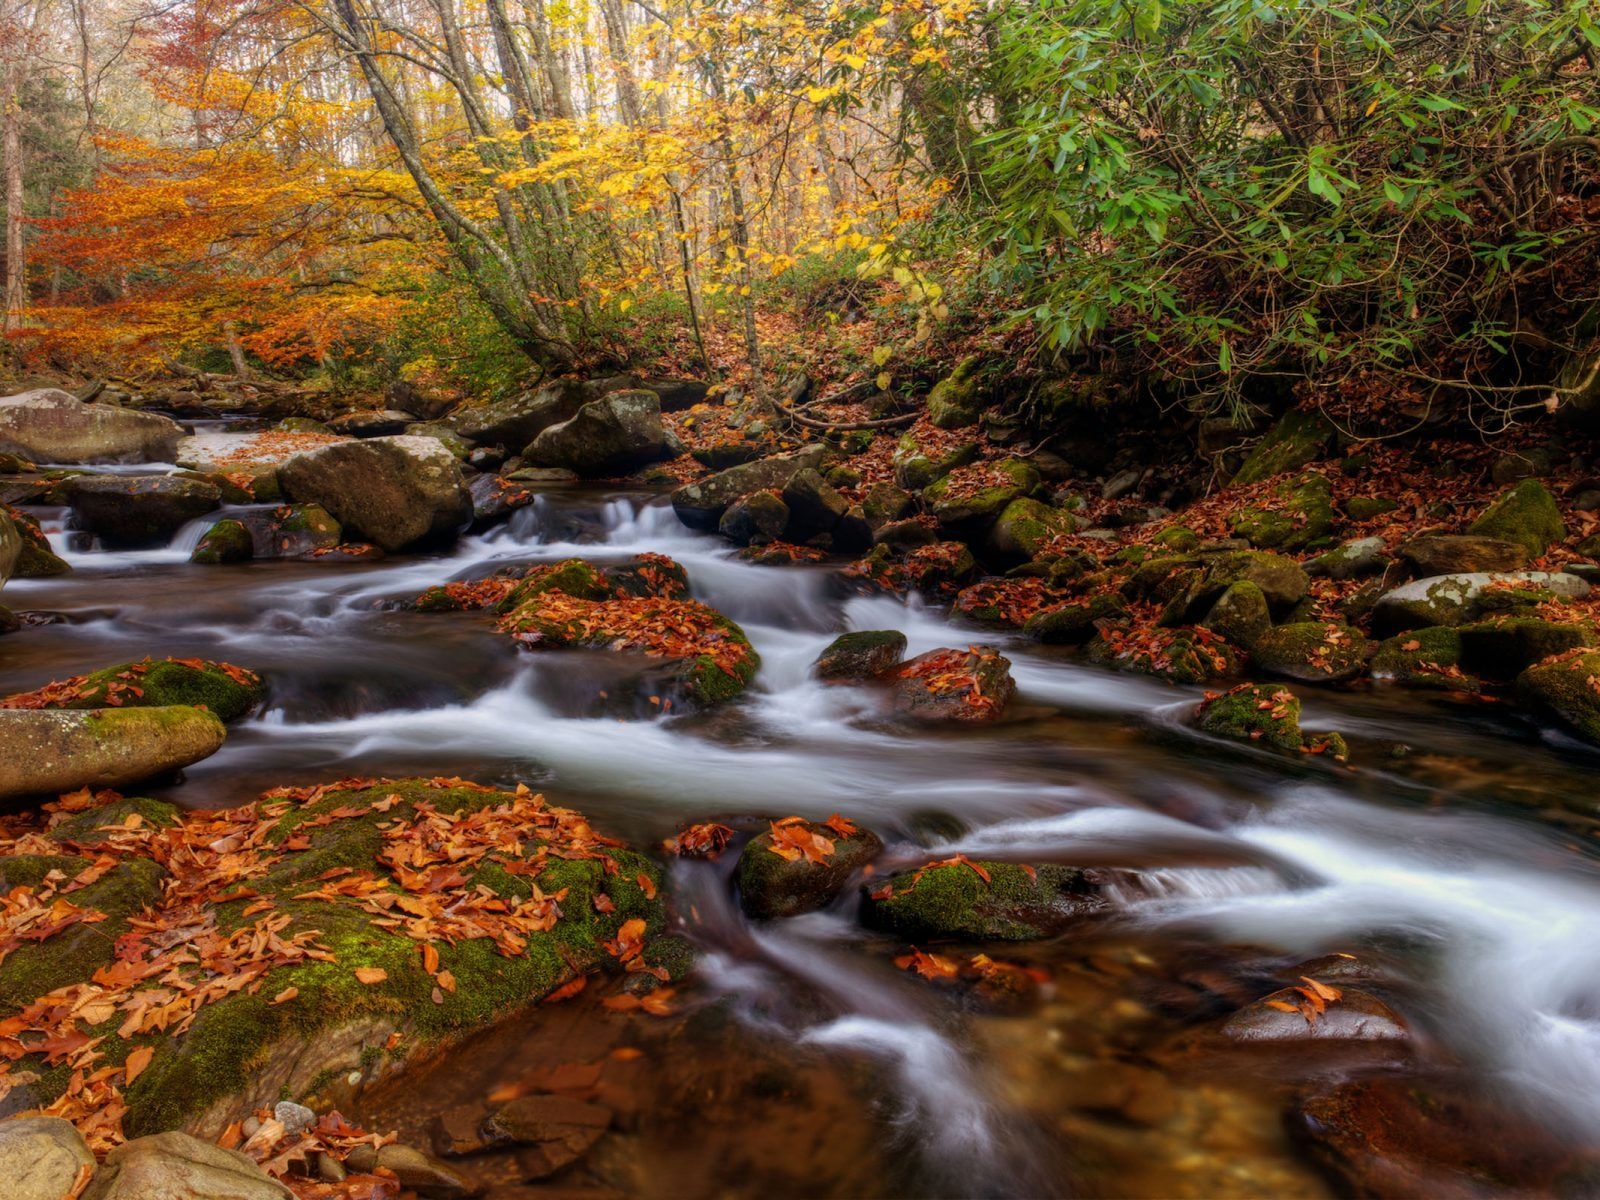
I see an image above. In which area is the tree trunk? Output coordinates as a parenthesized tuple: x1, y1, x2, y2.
(2, 75, 24, 335)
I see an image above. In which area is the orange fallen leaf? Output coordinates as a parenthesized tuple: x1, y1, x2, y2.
(122, 1044, 153, 1084)
(354, 968, 388, 985)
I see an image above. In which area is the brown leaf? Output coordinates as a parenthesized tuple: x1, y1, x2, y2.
(354, 967, 388, 985)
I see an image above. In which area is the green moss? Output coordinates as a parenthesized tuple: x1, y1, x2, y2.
(1088, 628, 1242, 685)
(190, 519, 253, 565)
(1250, 622, 1371, 684)
(1229, 473, 1337, 552)
(1372, 626, 1475, 689)
(862, 860, 1102, 941)
(1457, 618, 1597, 680)
(735, 823, 882, 919)
(1344, 496, 1399, 521)
(1201, 581, 1271, 649)
(0, 853, 86, 892)
(925, 356, 985, 429)
(496, 559, 610, 613)
(1196, 684, 1304, 753)
(50, 797, 180, 846)
(1231, 409, 1336, 485)
(1518, 650, 1600, 746)
(41, 658, 266, 723)
(814, 630, 907, 680)
(1468, 479, 1566, 558)
(1154, 527, 1201, 552)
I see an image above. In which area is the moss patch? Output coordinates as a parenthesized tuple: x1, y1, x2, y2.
(1468, 480, 1565, 558)
(862, 860, 1105, 941)
(0, 658, 265, 723)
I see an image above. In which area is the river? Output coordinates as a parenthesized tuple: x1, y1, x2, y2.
(4, 483, 1600, 1197)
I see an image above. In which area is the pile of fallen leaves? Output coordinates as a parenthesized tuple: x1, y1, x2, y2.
(1096, 623, 1235, 679)
(0, 658, 261, 711)
(0, 776, 632, 1161)
(411, 577, 518, 612)
(203, 431, 347, 470)
(762, 813, 859, 865)
(845, 540, 973, 595)
(501, 590, 754, 681)
(1264, 975, 1344, 1026)
(951, 578, 1060, 627)
(894, 648, 1006, 716)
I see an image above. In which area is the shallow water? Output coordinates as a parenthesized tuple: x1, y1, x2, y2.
(6, 486, 1600, 1196)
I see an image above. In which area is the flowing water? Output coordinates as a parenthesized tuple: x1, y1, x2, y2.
(6, 483, 1600, 1196)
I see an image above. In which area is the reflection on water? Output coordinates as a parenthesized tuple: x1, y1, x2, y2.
(6, 486, 1600, 1196)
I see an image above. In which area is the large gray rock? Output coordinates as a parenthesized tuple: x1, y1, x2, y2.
(83, 1130, 291, 1200)
(67, 475, 221, 548)
(452, 377, 627, 449)
(524, 390, 667, 476)
(278, 435, 471, 552)
(671, 446, 827, 530)
(0, 389, 183, 465)
(1373, 571, 1591, 633)
(0, 1115, 95, 1200)
(0, 707, 226, 800)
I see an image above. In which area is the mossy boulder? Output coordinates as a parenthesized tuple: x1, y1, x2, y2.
(1087, 627, 1241, 685)
(889, 646, 1015, 723)
(1229, 473, 1338, 552)
(1024, 594, 1129, 645)
(1457, 618, 1598, 680)
(1373, 571, 1591, 634)
(1231, 409, 1337, 486)
(67, 475, 221, 548)
(862, 860, 1105, 941)
(735, 818, 884, 920)
(861, 482, 915, 528)
(925, 356, 985, 429)
(1401, 535, 1528, 577)
(988, 497, 1075, 560)
(1371, 627, 1476, 690)
(1467, 479, 1566, 559)
(1153, 526, 1201, 553)
(1196, 684, 1306, 753)
(2, 657, 266, 722)
(0, 510, 17, 589)
(845, 541, 978, 596)
(0, 707, 226, 801)
(277, 436, 472, 552)
(922, 460, 1041, 529)
(813, 630, 906, 681)
(1199, 550, 1310, 610)
(719, 491, 789, 545)
(6, 508, 69, 577)
(191, 518, 254, 564)
(1249, 622, 1371, 684)
(1199, 581, 1272, 649)
(891, 435, 977, 492)
(1518, 651, 1600, 745)
(780, 468, 850, 541)
(1306, 537, 1389, 581)
(1343, 496, 1399, 522)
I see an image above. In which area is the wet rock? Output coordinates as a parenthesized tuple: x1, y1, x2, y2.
(272, 1101, 316, 1135)
(1371, 627, 1476, 690)
(1024, 594, 1128, 645)
(813, 630, 906, 681)
(479, 1094, 611, 1178)
(2, 656, 266, 721)
(1401, 534, 1529, 576)
(1198, 683, 1315, 755)
(451, 379, 593, 450)
(862, 859, 1105, 940)
(1457, 617, 1597, 680)
(1230, 409, 1336, 486)
(1518, 649, 1600, 745)
(505, 466, 578, 485)
(871, 517, 938, 550)
(7, 509, 68, 577)
(328, 409, 413, 438)
(1306, 536, 1389, 580)
(1373, 571, 1591, 633)
(0, 707, 226, 800)
(671, 446, 826, 530)
(1221, 986, 1408, 1044)
(407, 423, 472, 460)
(736, 818, 884, 919)
(1249, 622, 1372, 684)
(67, 475, 220, 548)
(1087, 627, 1242, 685)
(1228, 472, 1337, 552)
(386, 379, 455, 422)
(1294, 1078, 1599, 1198)
(0, 1115, 95, 1200)
(1198, 580, 1271, 649)
(1196, 550, 1309, 610)
(222, 504, 342, 561)
(1467, 478, 1566, 558)
(278, 435, 472, 553)
(890, 646, 1015, 723)
(524, 390, 668, 477)
(988, 497, 1075, 560)
(191, 518, 254, 564)
(342, 1143, 473, 1198)
(0, 388, 183, 464)
(781, 469, 849, 541)
(925, 356, 984, 429)
(467, 474, 533, 524)
(0, 509, 18, 589)
(861, 481, 914, 529)
(718, 492, 789, 545)
(83, 1130, 291, 1199)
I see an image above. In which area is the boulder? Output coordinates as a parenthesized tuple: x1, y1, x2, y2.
(1458, 617, 1597, 680)
(340, 1144, 471, 1198)
(925, 356, 984, 429)
(278, 436, 471, 553)
(1087, 627, 1241, 685)
(6, 508, 68, 577)
(1373, 571, 1591, 634)
(1248, 622, 1371, 684)
(813, 630, 907, 681)
(671, 446, 826, 530)
(637, 377, 710, 411)
(862, 859, 1105, 940)
(1197, 550, 1309, 610)
(1195, 683, 1347, 759)
(1199, 580, 1272, 649)
(0, 1115, 95, 1200)
(0, 707, 226, 800)
(467, 474, 534, 524)
(67, 475, 220, 548)
(1024, 594, 1128, 644)
(0, 388, 183, 464)
(1229, 472, 1337, 551)
(83, 1130, 291, 1200)
(404, 423, 471, 460)
(1371, 627, 1475, 691)
(523, 390, 667, 477)
(1518, 649, 1600, 745)
(719, 491, 789, 545)
(194, 505, 343, 563)
(190, 518, 253, 564)
(451, 379, 593, 449)
(1401, 534, 1528, 576)
(922, 460, 1041, 531)
(2, 656, 265, 722)
(987, 497, 1075, 560)
(1306, 536, 1389, 580)
(327, 409, 413, 438)
(1343, 495, 1399, 521)
(0, 509, 18, 589)
(889, 646, 1015, 723)
(1467, 479, 1565, 558)
(1221, 987, 1408, 1044)
(385, 379, 455, 422)
(781, 469, 849, 541)
(891, 435, 977, 492)
(736, 817, 884, 919)
(1231, 409, 1337, 485)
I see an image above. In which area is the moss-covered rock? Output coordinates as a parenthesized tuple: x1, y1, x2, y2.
(844, 541, 978, 596)
(1371, 627, 1476, 690)
(861, 481, 915, 528)
(1153, 526, 1201, 553)
(1024, 593, 1129, 645)
(1343, 496, 1399, 522)
(719, 491, 789, 545)
(1373, 571, 1591, 634)
(1231, 410, 1337, 486)
(813, 630, 907, 681)
(1, 657, 266, 722)
(1229, 473, 1338, 552)
(735, 818, 883, 919)
(1199, 550, 1310, 610)
(925, 356, 985, 429)
(889, 646, 1015, 723)
(1196, 683, 1306, 753)
(987, 497, 1075, 560)
(891, 435, 978, 492)
(922, 460, 1041, 529)
(1518, 651, 1600, 746)
(0, 707, 226, 800)
(1088, 626, 1242, 685)
(862, 859, 1105, 941)
(1457, 618, 1598, 680)
(1401, 535, 1528, 577)
(50, 796, 182, 847)
(1199, 581, 1272, 649)
(190, 518, 254, 565)
(1306, 537, 1389, 581)
(6, 507, 69, 577)
(1467, 479, 1566, 558)
(1249, 622, 1371, 684)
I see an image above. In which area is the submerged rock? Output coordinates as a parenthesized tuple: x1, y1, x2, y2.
(813, 630, 907, 681)
(67, 475, 221, 548)
(0, 388, 183, 465)
(1221, 986, 1408, 1044)
(736, 816, 884, 919)
(0, 707, 226, 799)
(278, 435, 471, 553)
(862, 859, 1105, 940)
(890, 646, 1015, 723)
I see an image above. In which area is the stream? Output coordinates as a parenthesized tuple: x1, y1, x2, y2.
(5, 482, 1600, 1197)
